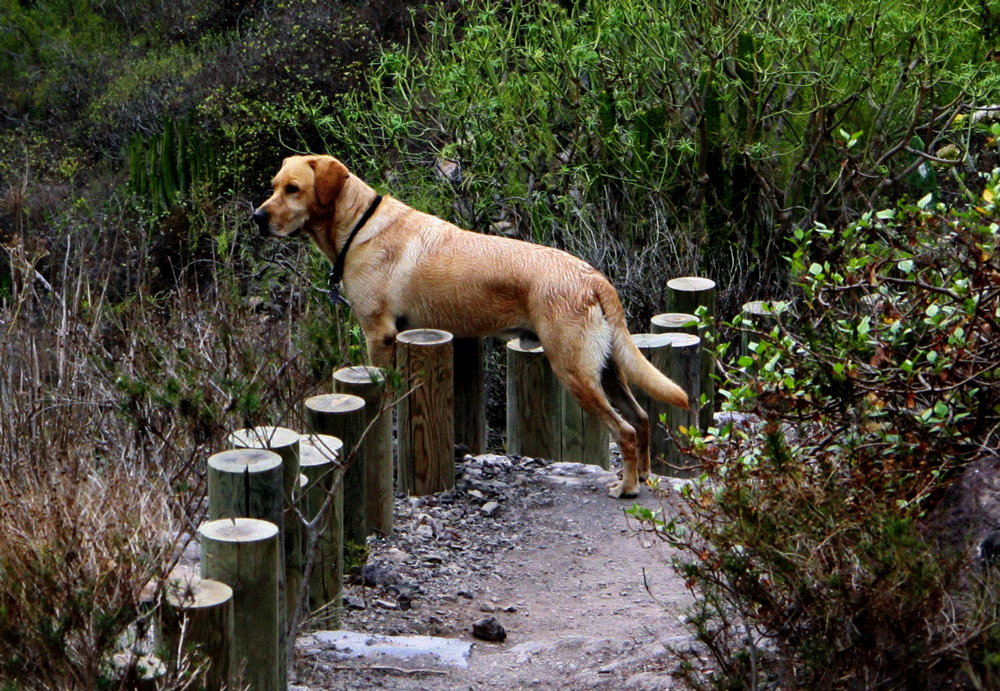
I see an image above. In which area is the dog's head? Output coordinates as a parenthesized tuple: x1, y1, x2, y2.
(252, 155, 349, 239)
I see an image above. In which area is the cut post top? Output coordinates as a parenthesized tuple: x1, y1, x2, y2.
(199, 517, 279, 543)
(299, 434, 343, 467)
(304, 393, 366, 414)
(397, 328, 454, 346)
(228, 425, 299, 450)
(208, 448, 282, 474)
(333, 365, 386, 387)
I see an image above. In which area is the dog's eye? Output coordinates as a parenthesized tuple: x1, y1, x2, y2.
(285, 184, 299, 194)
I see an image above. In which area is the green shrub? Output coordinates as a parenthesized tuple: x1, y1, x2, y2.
(321, 0, 1000, 322)
(633, 176, 1000, 689)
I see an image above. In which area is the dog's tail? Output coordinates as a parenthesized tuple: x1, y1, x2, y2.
(613, 331, 690, 409)
(595, 282, 689, 409)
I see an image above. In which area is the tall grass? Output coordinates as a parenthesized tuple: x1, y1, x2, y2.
(0, 185, 341, 687)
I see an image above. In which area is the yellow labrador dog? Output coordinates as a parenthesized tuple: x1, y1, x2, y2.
(253, 155, 688, 498)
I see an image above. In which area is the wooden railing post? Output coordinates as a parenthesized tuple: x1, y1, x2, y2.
(199, 518, 281, 691)
(664, 277, 717, 431)
(333, 366, 393, 536)
(303, 394, 367, 545)
(396, 329, 455, 496)
(297, 433, 343, 630)
(453, 337, 487, 454)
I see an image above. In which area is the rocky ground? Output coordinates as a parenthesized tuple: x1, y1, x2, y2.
(291, 454, 698, 691)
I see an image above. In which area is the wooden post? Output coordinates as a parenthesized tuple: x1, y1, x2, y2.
(664, 333, 702, 477)
(453, 337, 487, 454)
(650, 312, 699, 337)
(227, 425, 300, 669)
(560, 384, 610, 469)
(396, 329, 455, 496)
(207, 448, 283, 525)
(665, 277, 717, 431)
(631, 334, 675, 475)
(199, 518, 281, 691)
(739, 300, 788, 368)
(505, 338, 608, 466)
(159, 577, 234, 691)
(298, 434, 344, 630)
(303, 394, 367, 545)
(333, 366, 393, 536)
(505, 337, 559, 461)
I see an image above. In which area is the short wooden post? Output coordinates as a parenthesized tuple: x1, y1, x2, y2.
(739, 300, 788, 367)
(159, 577, 234, 691)
(505, 337, 559, 460)
(650, 312, 699, 337)
(560, 385, 610, 469)
(396, 329, 455, 496)
(453, 337, 487, 454)
(505, 338, 608, 466)
(207, 448, 283, 525)
(664, 333, 702, 476)
(298, 434, 344, 630)
(631, 334, 674, 474)
(665, 277, 717, 431)
(303, 394, 367, 545)
(333, 366, 393, 536)
(199, 518, 281, 691)
(227, 425, 300, 667)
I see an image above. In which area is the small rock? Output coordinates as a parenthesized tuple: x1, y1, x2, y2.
(457, 590, 475, 600)
(397, 591, 413, 610)
(362, 562, 398, 587)
(343, 595, 366, 611)
(472, 616, 507, 642)
(481, 501, 501, 517)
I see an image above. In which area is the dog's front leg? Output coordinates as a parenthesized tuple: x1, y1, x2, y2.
(360, 314, 399, 369)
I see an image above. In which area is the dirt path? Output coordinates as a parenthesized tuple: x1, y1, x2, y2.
(293, 457, 694, 690)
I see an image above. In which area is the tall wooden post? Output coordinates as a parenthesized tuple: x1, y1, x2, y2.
(739, 300, 789, 369)
(664, 332, 702, 476)
(303, 394, 367, 546)
(505, 338, 559, 460)
(665, 277, 717, 431)
(207, 448, 283, 526)
(298, 434, 343, 630)
(453, 337, 487, 454)
(396, 329, 455, 496)
(199, 518, 281, 691)
(227, 425, 300, 667)
(631, 334, 675, 474)
(333, 366, 393, 536)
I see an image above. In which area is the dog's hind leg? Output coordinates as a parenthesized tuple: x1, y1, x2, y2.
(600, 361, 651, 483)
(550, 362, 643, 498)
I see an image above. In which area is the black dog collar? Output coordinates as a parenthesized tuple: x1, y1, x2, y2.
(328, 194, 383, 307)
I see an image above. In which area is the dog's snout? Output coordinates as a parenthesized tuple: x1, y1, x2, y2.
(252, 207, 270, 236)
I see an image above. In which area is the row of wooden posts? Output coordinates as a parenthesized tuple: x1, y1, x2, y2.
(151, 277, 787, 691)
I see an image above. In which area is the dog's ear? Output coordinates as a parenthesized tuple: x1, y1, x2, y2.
(311, 157, 349, 208)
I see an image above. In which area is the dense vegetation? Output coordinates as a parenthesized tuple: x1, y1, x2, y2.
(1, 0, 999, 688)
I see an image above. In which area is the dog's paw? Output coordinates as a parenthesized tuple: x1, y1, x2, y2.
(607, 480, 640, 499)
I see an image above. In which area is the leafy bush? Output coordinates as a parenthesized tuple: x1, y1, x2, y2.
(632, 173, 1000, 689)
(323, 0, 1000, 322)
